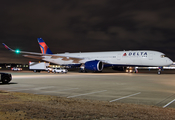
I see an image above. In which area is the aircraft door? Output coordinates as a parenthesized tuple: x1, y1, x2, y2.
(149, 53, 153, 60)
(117, 54, 121, 60)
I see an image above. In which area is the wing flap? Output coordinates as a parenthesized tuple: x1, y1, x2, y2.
(23, 55, 44, 59)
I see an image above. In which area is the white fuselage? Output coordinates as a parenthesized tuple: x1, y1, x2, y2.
(42, 50, 173, 67)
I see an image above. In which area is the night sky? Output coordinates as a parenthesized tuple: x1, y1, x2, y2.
(0, 0, 175, 63)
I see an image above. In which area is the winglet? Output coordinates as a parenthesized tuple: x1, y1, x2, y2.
(2, 43, 13, 51)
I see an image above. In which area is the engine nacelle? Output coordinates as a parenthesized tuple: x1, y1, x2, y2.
(84, 60, 103, 72)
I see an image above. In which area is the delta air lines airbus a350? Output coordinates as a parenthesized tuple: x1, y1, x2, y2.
(2, 38, 173, 74)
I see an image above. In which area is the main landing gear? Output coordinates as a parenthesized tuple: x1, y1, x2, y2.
(79, 69, 87, 73)
(79, 64, 87, 73)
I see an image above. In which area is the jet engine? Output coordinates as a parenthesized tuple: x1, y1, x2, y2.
(84, 60, 103, 72)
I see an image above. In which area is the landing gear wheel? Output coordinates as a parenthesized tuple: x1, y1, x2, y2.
(83, 70, 87, 73)
(158, 71, 161, 75)
(158, 68, 161, 75)
(79, 69, 83, 73)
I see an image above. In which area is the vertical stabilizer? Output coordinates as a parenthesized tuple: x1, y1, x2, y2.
(37, 38, 53, 54)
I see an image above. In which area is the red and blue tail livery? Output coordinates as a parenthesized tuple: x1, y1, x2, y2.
(37, 38, 53, 54)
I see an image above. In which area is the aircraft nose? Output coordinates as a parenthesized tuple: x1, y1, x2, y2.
(167, 58, 173, 65)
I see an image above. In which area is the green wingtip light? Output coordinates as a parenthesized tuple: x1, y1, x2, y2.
(15, 49, 20, 54)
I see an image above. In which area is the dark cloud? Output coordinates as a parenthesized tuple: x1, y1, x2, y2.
(0, 0, 175, 63)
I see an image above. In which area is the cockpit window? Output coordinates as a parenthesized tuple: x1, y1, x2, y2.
(161, 55, 166, 58)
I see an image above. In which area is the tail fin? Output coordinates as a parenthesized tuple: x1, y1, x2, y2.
(37, 38, 53, 54)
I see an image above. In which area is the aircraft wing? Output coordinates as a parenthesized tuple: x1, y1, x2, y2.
(2, 43, 84, 62)
(3, 43, 49, 56)
(23, 55, 44, 59)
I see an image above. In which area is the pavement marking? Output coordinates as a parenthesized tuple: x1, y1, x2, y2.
(163, 99, 175, 108)
(34, 88, 79, 94)
(9, 89, 32, 91)
(9, 86, 54, 91)
(57, 88, 79, 92)
(67, 90, 107, 98)
(109, 92, 141, 102)
(12, 75, 68, 79)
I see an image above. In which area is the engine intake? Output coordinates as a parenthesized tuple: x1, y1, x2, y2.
(84, 60, 103, 72)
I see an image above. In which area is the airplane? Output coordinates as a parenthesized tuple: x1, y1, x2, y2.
(2, 38, 173, 74)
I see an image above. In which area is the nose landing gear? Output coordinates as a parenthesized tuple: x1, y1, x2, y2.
(158, 67, 163, 75)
